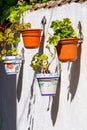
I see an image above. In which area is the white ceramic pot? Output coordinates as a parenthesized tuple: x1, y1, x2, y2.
(36, 72, 59, 96)
(2, 56, 22, 75)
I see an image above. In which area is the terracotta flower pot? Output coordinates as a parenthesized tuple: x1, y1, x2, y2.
(56, 38, 78, 62)
(36, 72, 59, 96)
(2, 56, 22, 75)
(21, 29, 42, 48)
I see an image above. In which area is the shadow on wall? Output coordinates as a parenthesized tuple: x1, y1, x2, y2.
(16, 17, 46, 130)
(51, 75, 61, 126)
(17, 60, 24, 102)
(67, 44, 82, 102)
(0, 62, 16, 130)
(27, 20, 46, 130)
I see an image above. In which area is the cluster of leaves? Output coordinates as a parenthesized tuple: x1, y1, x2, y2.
(0, 0, 32, 60)
(0, 20, 32, 60)
(0, 26, 20, 59)
(0, 0, 52, 25)
(0, 0, 18, 16)
(15, 22, 31, 31)
(47, 18, 78, 46)
(0, 1, 30, 24)
(30, 53, 49, 72)
(30, 44, 56, 73)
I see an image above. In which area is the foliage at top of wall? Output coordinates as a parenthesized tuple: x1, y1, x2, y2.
(0, 1, 30, 25)
(0, 0, 85, 26)
(0, 0, 18, 22)
(0, 0, 51, 25)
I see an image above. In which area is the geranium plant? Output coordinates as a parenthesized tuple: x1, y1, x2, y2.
(47, 18, 78, 46)
(47, 18, 79, 62)
(30, 44, 56, 73)
(30, 46, 59, 96)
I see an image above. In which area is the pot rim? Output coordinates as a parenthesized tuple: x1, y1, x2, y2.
(21, 28, 42, 32)
(2, 55, 22, 60)
(2, 55, 22, 64)
(57, 37, 79, 46)
(36, 72, 60, 79)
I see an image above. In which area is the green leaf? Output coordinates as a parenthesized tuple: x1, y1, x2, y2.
(47, 18, 78, 46)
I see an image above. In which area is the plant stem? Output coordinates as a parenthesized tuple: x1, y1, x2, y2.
(48, 47, 56, 67)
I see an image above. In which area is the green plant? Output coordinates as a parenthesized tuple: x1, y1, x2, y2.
(0, 1, 30, 25)
(0, 20, 32, 60)
(15, 21, 31, 31)
(30, 53, 50, 73)
(0, 0, 54, 25)
(47, 18, 78, 46)
(30, 45, 56, 73)
(0, 26, 20, 60)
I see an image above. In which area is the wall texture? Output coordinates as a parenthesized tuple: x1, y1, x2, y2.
(2, 1, 86, 130)
(17, 2, 87, 130)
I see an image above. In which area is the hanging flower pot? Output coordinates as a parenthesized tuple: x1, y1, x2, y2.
(47, 18, 79, 62)
(2, 55, 22, 75)
(36, 72, 59, 96)
(56, 38, 78, 62)
(21, 29, 42, 48)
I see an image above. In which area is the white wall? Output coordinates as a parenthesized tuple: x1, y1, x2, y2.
(17, 2, 87, 130)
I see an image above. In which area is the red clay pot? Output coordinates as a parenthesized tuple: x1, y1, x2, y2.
(56, 38, 78, 62)
(21, 29, 42, 48)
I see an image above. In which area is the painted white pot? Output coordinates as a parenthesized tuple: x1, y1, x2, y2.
(36, 72, 60, 96)
(2, 56, 22, 75)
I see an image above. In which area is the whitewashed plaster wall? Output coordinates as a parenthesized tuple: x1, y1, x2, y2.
(17, 2, 87, 130)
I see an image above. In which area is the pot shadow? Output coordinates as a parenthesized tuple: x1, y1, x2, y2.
(67, 44, 82, 102)
(51, 75, 61, 126)
(28, 16, 47, 101)
(16, 60, 24, 102)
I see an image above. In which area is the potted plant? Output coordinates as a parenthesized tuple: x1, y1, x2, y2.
(47, 18, 79, 62)
(0, 25, 22, 75)
(17, 20, 42, 49)
(0, 1, 32, 74)
(30, 46, 60, 96)
(0, 1, 42, 49)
